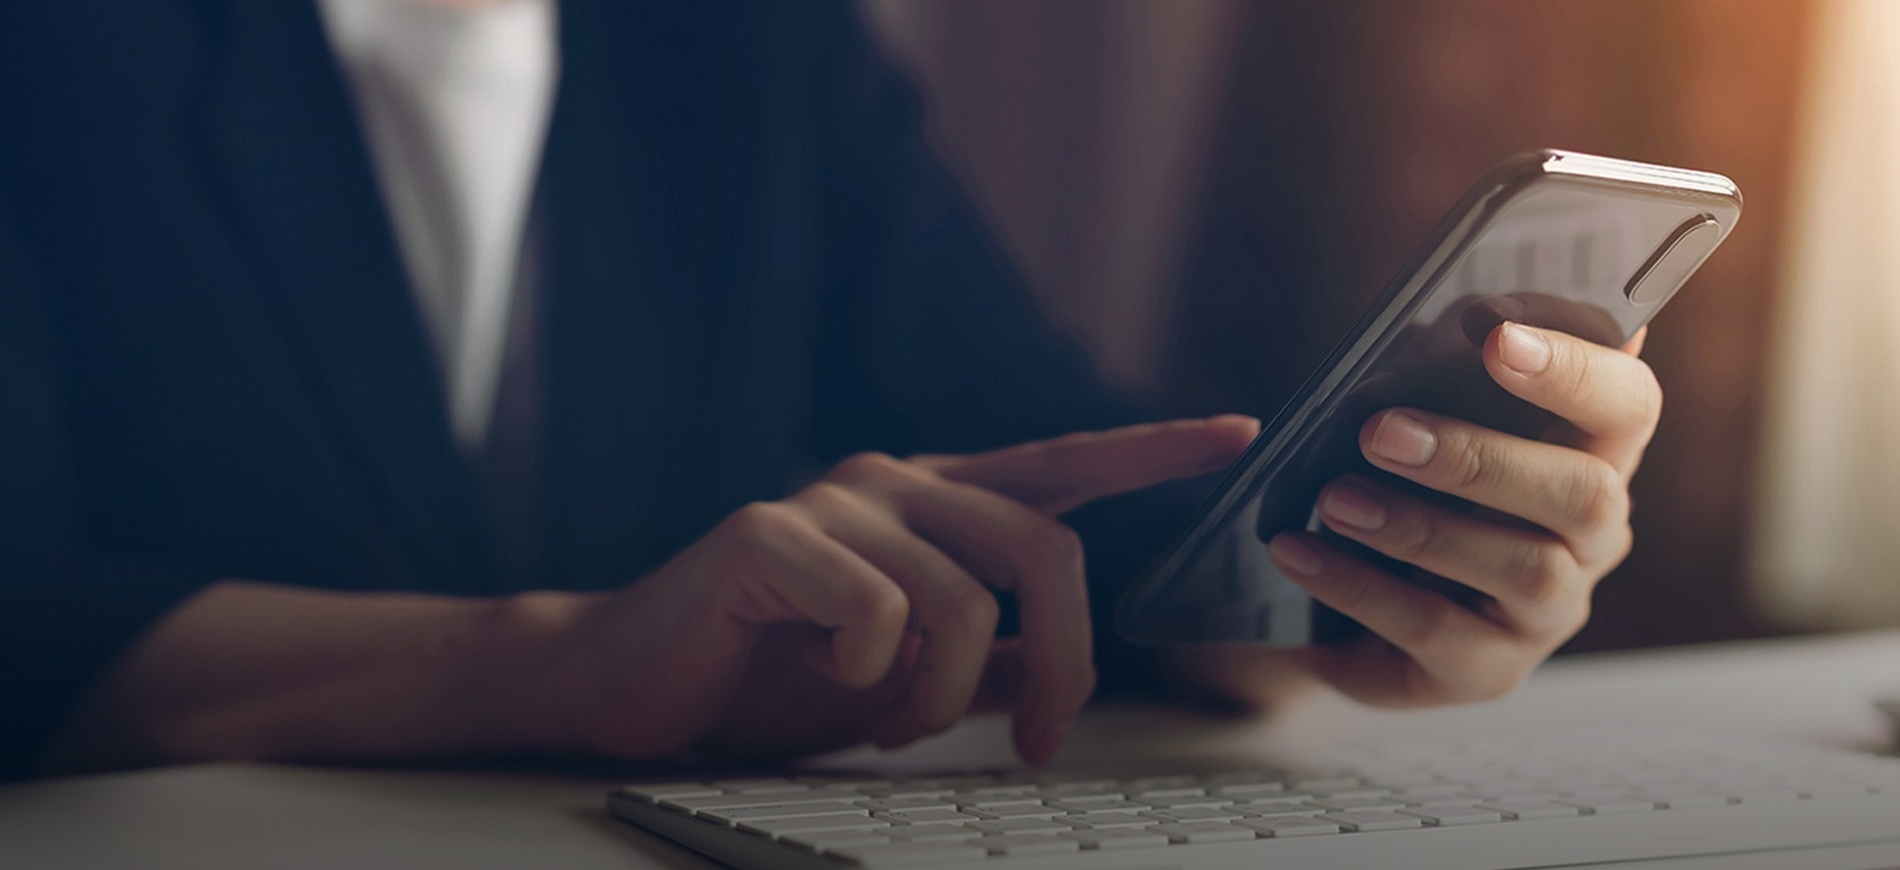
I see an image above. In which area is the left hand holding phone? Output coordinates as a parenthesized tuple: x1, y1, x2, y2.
(1180, 322, 1662, 709)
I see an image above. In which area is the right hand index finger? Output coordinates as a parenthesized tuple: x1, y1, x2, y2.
(916, 415, 1258, 515)
(862, 466, 1099, 765)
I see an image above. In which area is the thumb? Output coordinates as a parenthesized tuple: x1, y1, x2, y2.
(916, 415, 1259, 516)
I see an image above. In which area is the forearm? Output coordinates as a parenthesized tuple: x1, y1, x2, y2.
(42, 581, 597, 774)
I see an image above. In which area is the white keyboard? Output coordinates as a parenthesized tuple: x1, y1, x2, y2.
(607, 731, 1900, 869)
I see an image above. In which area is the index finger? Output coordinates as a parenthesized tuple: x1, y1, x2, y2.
(917, 415, 1260, 515)
(891, 477, 1096, 765)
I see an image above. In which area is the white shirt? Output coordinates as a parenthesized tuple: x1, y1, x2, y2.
(316, 0, 558, 453)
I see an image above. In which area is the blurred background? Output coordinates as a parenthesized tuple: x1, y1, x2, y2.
(862, 0, 1900, 651)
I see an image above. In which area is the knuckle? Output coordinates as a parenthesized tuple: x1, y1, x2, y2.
(1392, 509, 1449, 564)
(947, 584, 1002, 634)
(1635, 363, 1665, 429)
(1030, 521, 1086, 572)
(1332, 568, 1377, 616)
(1444, 431, 1499, 492)
(1610, 521, 1636, 565)
(1409, 599, 1461, 651)
(724, 500, 797, 538)
(798, 480, 855, 511)
(834, 450, 908, 482)
(1561, 340, 1597, 398)
(1565, 459, 1627, 530)
(857, 579, 912, 631)
(1510, 544, 1573, 610)
(1563, 595, 1595, 640)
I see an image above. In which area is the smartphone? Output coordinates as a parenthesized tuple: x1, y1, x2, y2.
(1116, 149, 1741, 646)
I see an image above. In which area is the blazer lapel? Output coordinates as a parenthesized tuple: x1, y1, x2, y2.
(189, 0, 498, 590)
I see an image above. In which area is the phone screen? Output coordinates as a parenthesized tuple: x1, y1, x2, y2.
(1116, 152, 1740, 646)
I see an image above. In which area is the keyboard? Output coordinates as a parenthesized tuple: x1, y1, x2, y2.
(606, 730, 1900, 869)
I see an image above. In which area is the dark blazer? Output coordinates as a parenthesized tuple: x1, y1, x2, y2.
(0, 1, 1187, 777)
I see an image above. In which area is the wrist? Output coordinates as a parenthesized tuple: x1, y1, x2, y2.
(456, 590, 601, 753)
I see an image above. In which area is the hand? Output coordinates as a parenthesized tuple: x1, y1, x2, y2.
(1181, 323, 1660, 709)
(529, 417, 1257, 765)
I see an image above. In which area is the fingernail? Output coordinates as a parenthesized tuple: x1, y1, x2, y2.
(1321, 482, 1386, 531)
(1499, 322, 1551, 374)
(1267, 534, 1324, 576)
(1370, 411, 1437, 466)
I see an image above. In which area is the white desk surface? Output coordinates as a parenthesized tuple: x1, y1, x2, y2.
(4, 630, 1896, 870)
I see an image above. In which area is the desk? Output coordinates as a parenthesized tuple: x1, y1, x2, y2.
(3, 631, 1896, 870)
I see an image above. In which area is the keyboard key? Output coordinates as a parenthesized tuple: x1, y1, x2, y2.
(967, 803, 1062, 819)
(1403, 793, 1487, 807)
(1211, 782, 1287, 797)
(1398, 805, 1505, 826)
(1312, 796, 1407, 812)
(1640, 793, 1729, 810)
(665, 790, 859, 812)
(1138, 806, 1247, 823)
(1031, 788, 1124, 804)
(782, 832, 890, 853)
(705, 802, 870, 824)
(1146, 821, 1259, 844)
(1235, 817, 1342, 837)
(856, 798, 960, 814)
(1046, 799, 1145, 814)
(797, 776, 890, 789)
(712, 778, 808, 794)
(1558, 797, 1657, 815)
(1793, 783, 1877, 799)
(872, 809, 983, 825)
(737, 813, 891, 837)
(828, 842, 988, 865)
(1476, 801, 1582, 821)
(878, 824, 982, 843)
(858, 786, 956, 800)
(618, 782, 721, 803)
(977, 834, 1079, 857)
(1293, 777, 1360, 791)
(960, 782, 1035, 794)
(1059, 828, 1171, 850)
(1319, 810, 1423, 832)
(1392, 783, 1469, 800)
(1307, 786, 1392, 800)
(1125, 776, 1198, 790)
(1234, 795, 1318, 809)
(966, 818, 1070, 836)
(1241, 803, 1326, 818)
(1140, 795, 1234, 810)
(1059, 812, 1153, 829)
(1128, 785, 1205, 799)
(955, 785, 1038, 800)
(1029, 776, 1117, 789)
